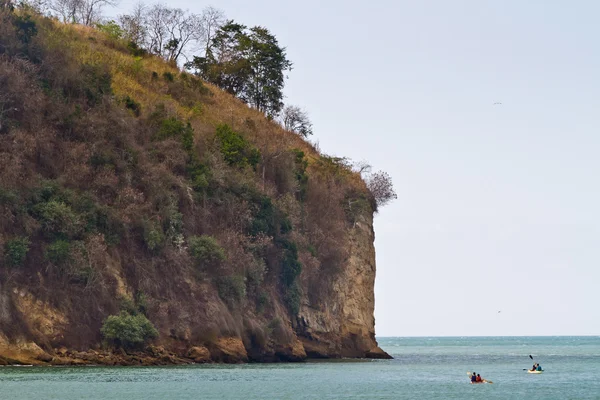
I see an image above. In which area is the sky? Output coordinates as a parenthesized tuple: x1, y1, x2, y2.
(111, 0, 600, 336)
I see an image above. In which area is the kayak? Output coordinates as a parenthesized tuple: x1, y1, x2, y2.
(466, 372, 493, 384)
(527, 370, 543, 374)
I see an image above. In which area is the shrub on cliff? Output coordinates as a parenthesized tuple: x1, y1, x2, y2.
(101, 311, 158, 349)
(4, 237, 30, 267)
(216, 275, 246, 306)
(34, 200, 81, 239)
(215, 124, 260, 169)
(189, 235, 225, 270)
(44, 239, 71, 266)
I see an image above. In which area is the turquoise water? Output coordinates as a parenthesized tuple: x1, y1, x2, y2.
(1, 337, 599, 399)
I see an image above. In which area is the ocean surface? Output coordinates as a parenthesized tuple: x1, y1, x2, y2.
(2, 336, 599, 399)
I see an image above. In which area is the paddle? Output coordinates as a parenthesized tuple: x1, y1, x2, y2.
(523, 355, 537, 371)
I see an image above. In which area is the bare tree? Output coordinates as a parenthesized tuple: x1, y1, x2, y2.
(118, 2, 146, 46)
(200, 6, 224, 55)
(366, 171, 397, 209)
(50, 0, 80, 23)
(281, 105, 312, 137)
(144, 4, 202, 63)
(353, 160, 372, 175)
(51, 0, 117, 25)
(80, 0, 117, 25)
(20, 0, 50, 13)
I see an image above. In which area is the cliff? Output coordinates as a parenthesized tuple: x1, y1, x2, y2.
(0, 11, 390, 365)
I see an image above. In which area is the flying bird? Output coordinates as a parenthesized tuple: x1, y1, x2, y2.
(493, 102, 502, 105)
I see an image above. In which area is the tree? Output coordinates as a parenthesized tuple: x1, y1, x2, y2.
(143, 4, 202, 63)
(186, 21, 292, 117)
(50, 0, 117, 25)
(199, 6, 224, 55)
(366, 171, 397, 209)
(118, 2, 146, 47)
(281, 105, 312, 137)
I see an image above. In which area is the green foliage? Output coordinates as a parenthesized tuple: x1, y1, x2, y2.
(33, 200, 80, 239)
(4, 237, 30, 267)
(284, 281, 301, 315)
(162, 71, 175, 82)
(344, 192, 372, 224)
(278, 239, 302, 287)
(101, 311, 158, 349)
(81, 63, 112, 105)
(188, 235, 225, 270)
(187, 156, 210, 192)
(292, 149, 308, 201)
(45, 239, 71, 265)
(216, 275, 246, 306)
(127, 42, 147, 57)
(143, 222, 164, 253)
(27, 182, 121, 244)
(186, 21, 292, 117)
(0, 187, 18, 206)
(181, 123, 194, 152)
(12, 14, 37, 44)
(122, 95, 141, 117)
(96, 20, 123, 40)
(256, 291, 269, 313)
(215, 124, 260, 169)
(118, 296, 138, 315)
(249, 196, 276, 236)
(119, 291, 148, 316)
(135, 291, 148, 315)
(152, 115, 194, 152)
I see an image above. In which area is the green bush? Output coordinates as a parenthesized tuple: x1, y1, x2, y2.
(284, 282, 302, 315)
(216, 275, 246, 306)
(119, 291, 148, 316)
(162, 71, 175, 82)
(34, 200, 80, 239)
(279, 239, 302, 287)
(4, 237, 30, 267)
(13, 14, 37, 44)
(45, 240, 71, 265)
(143, 222, 164, 253)
(96, 20, 123, 40)
(188, 235, 225, 270)
(81, 63, 112, 105)
(256, 291, 269, 314)
(101, 311, 158, 348)
(123, 95, 141, 117)
(292, 149, 308, 201)
(152, 117, 194, 151)
(215, 124, 260, 169)
(0, 187, 18, 206)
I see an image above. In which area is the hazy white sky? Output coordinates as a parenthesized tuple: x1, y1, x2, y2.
(113, 0, 600, 336)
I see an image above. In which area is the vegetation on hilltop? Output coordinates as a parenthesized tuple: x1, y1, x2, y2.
(0, 1, 396, 354)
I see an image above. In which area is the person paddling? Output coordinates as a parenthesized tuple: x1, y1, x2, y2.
(471, 372, 477, 383)
(530, 363, 537, 372)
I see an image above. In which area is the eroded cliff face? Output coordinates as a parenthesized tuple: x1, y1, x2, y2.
(296, 213, 387, 359)
(0, 213, 388, 365)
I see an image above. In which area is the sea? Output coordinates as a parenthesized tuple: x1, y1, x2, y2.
(1, 336, 599, 399)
